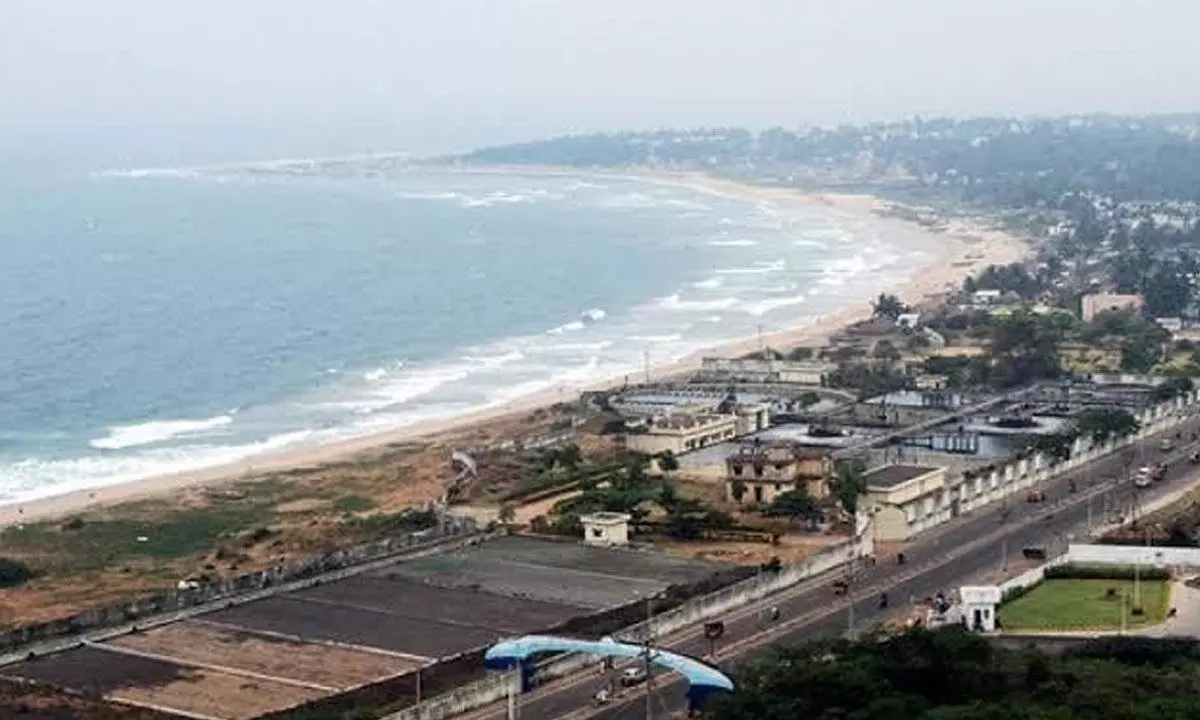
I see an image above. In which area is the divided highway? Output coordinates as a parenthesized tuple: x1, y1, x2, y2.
(462, 412, 1200, 720)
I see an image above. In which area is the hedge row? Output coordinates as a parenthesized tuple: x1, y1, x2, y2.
(1044, 563, 1172, 581)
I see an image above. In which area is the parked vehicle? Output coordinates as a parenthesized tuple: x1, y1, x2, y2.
(1161, 438, 1175, 452)
(1190, 451, 1200, 465)
(1026, 489, 1046, 503)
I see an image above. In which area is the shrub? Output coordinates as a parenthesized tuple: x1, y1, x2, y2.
(1044, 563, 1171, 581)
(1002, 581, 1041, 603)
(0, 557, 35, 588)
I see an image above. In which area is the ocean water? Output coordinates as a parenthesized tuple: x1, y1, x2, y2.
(0, 157, 936, 505)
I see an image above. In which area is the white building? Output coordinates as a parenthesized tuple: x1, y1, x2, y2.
(958, 585, 1002, 632)
(972, 289, 1002, 306)
(623, 411, 739, 455)
(581, 512, 631, 547)
(696, 357, 835, 386)
(860, 465, 952, 542)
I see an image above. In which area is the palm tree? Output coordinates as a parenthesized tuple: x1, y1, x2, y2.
(829, 460, 868, 517)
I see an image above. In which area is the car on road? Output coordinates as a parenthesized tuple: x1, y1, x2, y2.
(620, 667, 648, 687)
(1133, 463, 1165, 488)
(1161, 438, 1175, 452)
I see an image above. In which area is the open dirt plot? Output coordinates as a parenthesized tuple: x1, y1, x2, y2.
(106, 620, 418, 690)
(452, 536, 724, 584)
(294, 574, 586, 633)
(3, 645, 324, 719)
(380, 553, 669, 609)
(205, 595, 500, 658)
(3, 646, 188, 696)
(107, 666, 326, 720)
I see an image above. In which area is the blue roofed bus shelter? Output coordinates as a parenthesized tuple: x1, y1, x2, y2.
(484, 634, 734, 711)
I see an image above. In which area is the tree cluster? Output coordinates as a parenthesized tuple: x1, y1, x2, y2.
(707, 629, 1200, 720)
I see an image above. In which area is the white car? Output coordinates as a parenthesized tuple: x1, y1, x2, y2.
(620, 667, 648, 687)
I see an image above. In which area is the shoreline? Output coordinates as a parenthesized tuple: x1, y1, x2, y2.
(0, 170, 1028, 527)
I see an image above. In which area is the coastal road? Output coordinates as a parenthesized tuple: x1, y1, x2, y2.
(457, 412, 1200, 720)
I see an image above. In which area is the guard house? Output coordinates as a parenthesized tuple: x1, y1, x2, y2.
(958, 585, 1001, 632)
(580, 512, 631, 547)
(725, 442, 833, 505)
(860, 464, 950, 542)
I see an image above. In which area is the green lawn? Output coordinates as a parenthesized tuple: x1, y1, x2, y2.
(999, 579, 1171, 631)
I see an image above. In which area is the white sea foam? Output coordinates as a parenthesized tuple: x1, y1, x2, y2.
(706, 239, 760, 248)
(463, 349, 525, 368)
(538, 340, 615, 353)
(90, 414, 235, 451)
(818, 254, 868, 286)
(462, 192, 541, 208)
(692, 277, 725, 290)
(740, 293, 808, 317)
(3, 430, 317, 505)
(397, 191, 460, 201)
(628, 334, 684, 344)
(715, 259, 786, 275)
(352, 364, 474, 413)
(656, 293, 739, 312)
(547, 309, 606, 335)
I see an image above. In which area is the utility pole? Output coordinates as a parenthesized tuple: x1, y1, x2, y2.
(643, 349, 650, 385)
(846, 556, 856, 638)
(644, 596, 653, 720)
(1000, 536, 1008, 572)
(757, 324, 764, 353)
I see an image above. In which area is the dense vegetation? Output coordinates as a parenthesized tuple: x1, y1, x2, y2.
(707, 629, 1200, 720)
(460, 115, 1200, 204)
(463, 114, 1200, 398)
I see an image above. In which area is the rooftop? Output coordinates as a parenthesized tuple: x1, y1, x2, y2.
(727, 442, 832, 463)
(864, 464, 940, 489)
(649, 412, 735, 431)
(582, 512, 631, 524)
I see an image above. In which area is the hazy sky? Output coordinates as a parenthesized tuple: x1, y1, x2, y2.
(4, 0, 1200, 153)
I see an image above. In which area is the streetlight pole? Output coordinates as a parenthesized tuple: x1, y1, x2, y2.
(644, 596, 653, 720)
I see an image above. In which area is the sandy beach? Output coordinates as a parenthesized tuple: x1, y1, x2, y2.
(0, 171, 1028, 528)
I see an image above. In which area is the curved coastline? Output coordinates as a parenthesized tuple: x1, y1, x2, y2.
(0, 169, 1028, 526)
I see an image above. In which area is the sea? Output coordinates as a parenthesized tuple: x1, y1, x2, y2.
(0, 139, 939, 506)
